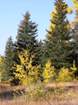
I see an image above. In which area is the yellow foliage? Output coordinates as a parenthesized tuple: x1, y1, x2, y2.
(14, 65, 27, 85)
(57, 67, 73, 82)
(27, 57, 41, 84)
(0, 56, 5, 82)
(49, 11, 56, 31)
(0, 56, 4, 64)
(50, 10, 56, 18)
(19, 50, 29, 65)
(14, 50, 41, 85)
(71, 0, 78, 9)
(70, 62, 77, 74)
(43, 60, 56, 83)
(70, 61, 78, 79)
(13, 50, 30, 85)
(67, 7, 73, 14)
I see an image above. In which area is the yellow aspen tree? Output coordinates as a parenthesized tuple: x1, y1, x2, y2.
(43, 60, 56, 83)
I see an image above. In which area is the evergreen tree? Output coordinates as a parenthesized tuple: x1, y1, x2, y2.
(36, 40, 44, 66)
(45, 0, 71, 69)
(69, 2, 78, 76)
(15, 12, 41, 66)
(5, 36, 15, 81)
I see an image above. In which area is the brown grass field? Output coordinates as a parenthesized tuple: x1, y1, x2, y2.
(0, 82, 78, 105)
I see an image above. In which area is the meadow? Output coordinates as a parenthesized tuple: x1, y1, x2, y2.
(0, 82, 78, 105)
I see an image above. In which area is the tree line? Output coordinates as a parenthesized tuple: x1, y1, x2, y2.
(0, 0, 78, 85)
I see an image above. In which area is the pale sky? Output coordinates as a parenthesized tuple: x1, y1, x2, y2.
(0, 0, 74, 55)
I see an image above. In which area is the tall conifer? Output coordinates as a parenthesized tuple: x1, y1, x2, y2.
(15, 12, 41, 66)
(45, 0, 71, 69)
(5, 36, 15, 80)
(69, 1, 78, 77)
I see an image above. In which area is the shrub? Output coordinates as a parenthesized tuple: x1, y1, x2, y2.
(70, 62, 78, 78)
(42, 60, 56, 83)
(12, 50, 41, 85)
(28, 65, 41, 84)
(57, 67, 73, 82)
(13, 65, 27, 85)
(0, 56, 5, 82)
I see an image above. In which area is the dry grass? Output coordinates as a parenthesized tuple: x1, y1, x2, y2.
(0, 96, 78, 105)
(0, 82, 78, 105)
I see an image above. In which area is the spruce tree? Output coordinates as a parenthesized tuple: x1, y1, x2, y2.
(15, 12, 41, 66)
(69, 2, 78, 76)
(5, 36, 15, 81)
(45, 0, 71, 69)
(70, 9, 78, 66)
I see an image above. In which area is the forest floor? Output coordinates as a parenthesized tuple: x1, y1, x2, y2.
(0, 82, 78, 105)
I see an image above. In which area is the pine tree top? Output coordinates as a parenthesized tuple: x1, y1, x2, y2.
(17, 11, 38, 38)
(47, 0, 70, 41)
